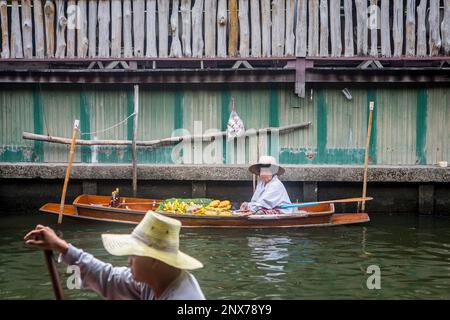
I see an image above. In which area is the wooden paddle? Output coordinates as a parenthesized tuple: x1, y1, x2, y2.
(279, 197, 373, 209)
(46, 120, 79, 299)
(58, 120, 79, 224)
(358, 101, 375, 213)
(43, 250, 64, 300)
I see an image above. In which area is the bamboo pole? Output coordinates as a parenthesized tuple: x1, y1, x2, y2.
(132, 85, 139, 197)
(359, 102, 375, 213)
(58, 120, 79, 224)
(23, 122, 312, 147)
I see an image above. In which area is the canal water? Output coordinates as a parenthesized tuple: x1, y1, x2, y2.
(1, 212, 450, 299)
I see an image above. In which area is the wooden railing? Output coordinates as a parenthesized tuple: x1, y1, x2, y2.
(0, 0, 449, 60)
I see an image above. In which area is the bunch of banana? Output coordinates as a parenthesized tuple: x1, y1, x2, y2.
(204, 207, 233, 216)
(163, 200, 189, 214)
(207, 200, 232, 210)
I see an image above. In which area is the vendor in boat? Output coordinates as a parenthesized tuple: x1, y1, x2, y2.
(240, 155, 293, 215)
(24, 211, 205, 300)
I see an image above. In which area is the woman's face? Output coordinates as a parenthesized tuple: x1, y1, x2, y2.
(259, 168, 273, 183)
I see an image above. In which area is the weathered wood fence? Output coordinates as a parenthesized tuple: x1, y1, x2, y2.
(0, 0, 449, 60)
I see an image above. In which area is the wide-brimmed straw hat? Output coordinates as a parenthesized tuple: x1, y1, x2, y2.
(102, 211, 203, 270)
(248, 155, 285, 176)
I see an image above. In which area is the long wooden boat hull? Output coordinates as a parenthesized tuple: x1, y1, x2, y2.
(39, 195, 370, 228)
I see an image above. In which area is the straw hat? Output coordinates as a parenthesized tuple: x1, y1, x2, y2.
(248, 155, 285, 176)
(102, 211, 203, 270)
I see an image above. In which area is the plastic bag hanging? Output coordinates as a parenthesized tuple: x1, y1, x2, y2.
(226, 97, 245, 141)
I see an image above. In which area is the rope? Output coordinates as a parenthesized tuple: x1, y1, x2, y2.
(80, 112, 137, 136)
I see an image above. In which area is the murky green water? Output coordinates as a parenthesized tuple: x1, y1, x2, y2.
(1, 212, 450, 299)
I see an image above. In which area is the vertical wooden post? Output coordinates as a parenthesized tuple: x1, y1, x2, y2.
(44, 0, 56, 57)
(308, 0, 319, 56)
(295, 0, 307, 57)
(0, 0, 10, 58)
(272, 0, 285, 56)
(429, 0, 441, 56)
(205, 0, 217, 57)
(77, 0, 88, 58)
(238, 0, 250, 56)
(123, 0, 133, 57)
(344, 0, 354, 57)
(111, 0, 123, 58)
(146, 0, 158, 57)
(98, 0, 110, 58)
(228, 0, 238, 56)
(192, 0, 204, 57)
(58, 120, 79, 225)
(381, 0, 391, 57)
(393, 0, 404, 57)
(55, 0, 67, 58)
(359, 102, 375, 213)
(66, 0, 76, 58)
(170, 0, 183, 57)
(285, 0, 295, 56)
(217, 0, 227, 57)
(369, 0, 378, 56)
(330, 0, 342, 57)
(417, 0, 427, 56)
(319, 0, 329, 56)
(261, 0, 271, 57)
(88, 0, 98, 57)
(181, 0, 192, 56)
(11, 0, 24, 58)
(22, 0, 34, 58)
(132, 85, 139, 197)
(133, 0, 145, 57)
(405, 0, 416, 56)
(250, 0, 261, 57)
(443, 0, 450, 56)
(158, 0, 170, 57)
(355, 0, 368, 55)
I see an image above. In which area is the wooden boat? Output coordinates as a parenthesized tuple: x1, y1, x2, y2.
(39, 194, 370, 228)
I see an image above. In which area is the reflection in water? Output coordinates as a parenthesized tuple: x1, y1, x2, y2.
(1, 213, 450, 299)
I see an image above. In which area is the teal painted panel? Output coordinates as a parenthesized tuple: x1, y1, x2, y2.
(376, 89, 417, 165)
(0, 89, 36, 162)
(426, 88, 450, 165)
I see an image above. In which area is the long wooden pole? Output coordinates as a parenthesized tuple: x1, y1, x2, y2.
(50, 120, 78, 300)
(359, 101, 375, 213)
(58, 120, 79, 224)
(281, 197, 373, 209)
(44, 250, 64, 300)
(23, 122, 312, 146)
(132, 85, 139, 197)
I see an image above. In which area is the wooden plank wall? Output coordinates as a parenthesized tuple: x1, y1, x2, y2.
(0, 0, 449, 59)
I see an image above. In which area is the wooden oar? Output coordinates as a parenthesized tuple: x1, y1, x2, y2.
(47, 120, 78, 299)
(279, 197, 373, 209)
(358, 101, 375, 213)
(43, 250, 64, 300)
(58, 120, 79, 224)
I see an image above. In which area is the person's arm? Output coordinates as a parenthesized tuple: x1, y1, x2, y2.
(62, 244, 142, 300)
(24, 225, 142, 300)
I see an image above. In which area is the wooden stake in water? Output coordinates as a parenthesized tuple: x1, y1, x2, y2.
(58, 119, 79, 224)
(132, 85, 139, 197)
(359, 102, 375, 213)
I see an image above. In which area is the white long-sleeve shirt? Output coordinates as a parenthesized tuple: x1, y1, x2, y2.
(62, 245, 205, 300)
(249, 175, 293, 214)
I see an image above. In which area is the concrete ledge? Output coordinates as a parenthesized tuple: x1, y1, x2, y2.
(1, 163, 449, 183)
